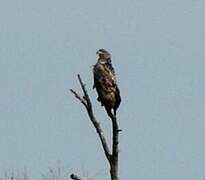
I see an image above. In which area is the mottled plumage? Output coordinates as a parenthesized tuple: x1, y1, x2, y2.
(93, 49, 121, 118)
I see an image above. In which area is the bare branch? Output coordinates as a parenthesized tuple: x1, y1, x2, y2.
(70, 173, 91, 180)
(87, 112, 111, 162)
(77, 74, 92, 109)
(112, 117, 119, 162)
(110, 115, 120, 180)
(70, 89, 87, 107)
(70, 75, 111, 162)
(70, 74, 120, 180)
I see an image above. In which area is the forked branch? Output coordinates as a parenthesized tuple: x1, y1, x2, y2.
(70, 74, 111, 162)
(70, 74, 120, 180)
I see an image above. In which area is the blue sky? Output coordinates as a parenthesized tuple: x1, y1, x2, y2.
(1, 0, 205, 179)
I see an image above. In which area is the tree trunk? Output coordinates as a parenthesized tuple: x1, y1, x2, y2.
(110, 163, 118, 180)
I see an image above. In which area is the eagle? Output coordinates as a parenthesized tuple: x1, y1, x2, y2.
(93, 49, 121, 118)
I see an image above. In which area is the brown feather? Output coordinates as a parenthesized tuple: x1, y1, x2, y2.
(93, 49, 121, 118)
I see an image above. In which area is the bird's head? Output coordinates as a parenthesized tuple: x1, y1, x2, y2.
(96, 49, 111, 62)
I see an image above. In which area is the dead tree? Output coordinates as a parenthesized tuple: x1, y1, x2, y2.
(70, 74, 120, 180)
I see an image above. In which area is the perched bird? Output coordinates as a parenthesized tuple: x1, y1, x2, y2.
(93, 49, 121, 118)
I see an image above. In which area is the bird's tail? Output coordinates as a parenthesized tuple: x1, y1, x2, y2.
(105, 107, 116, 119)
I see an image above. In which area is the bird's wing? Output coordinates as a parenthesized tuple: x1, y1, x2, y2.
(93, 62, 116, 93)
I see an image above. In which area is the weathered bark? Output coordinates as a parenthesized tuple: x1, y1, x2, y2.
(70, 74, 120, 180)
(110, 116, 120, 180)
(70, 75, 111, 162)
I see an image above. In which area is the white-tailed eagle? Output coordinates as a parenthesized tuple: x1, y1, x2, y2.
(93, 49, 121, 118)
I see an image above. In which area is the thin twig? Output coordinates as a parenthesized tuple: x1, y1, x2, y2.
(77, 74, 92, 109)
(70, 89, 87, 107)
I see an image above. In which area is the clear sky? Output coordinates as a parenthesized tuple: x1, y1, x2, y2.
(0, 0, 205, 179)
